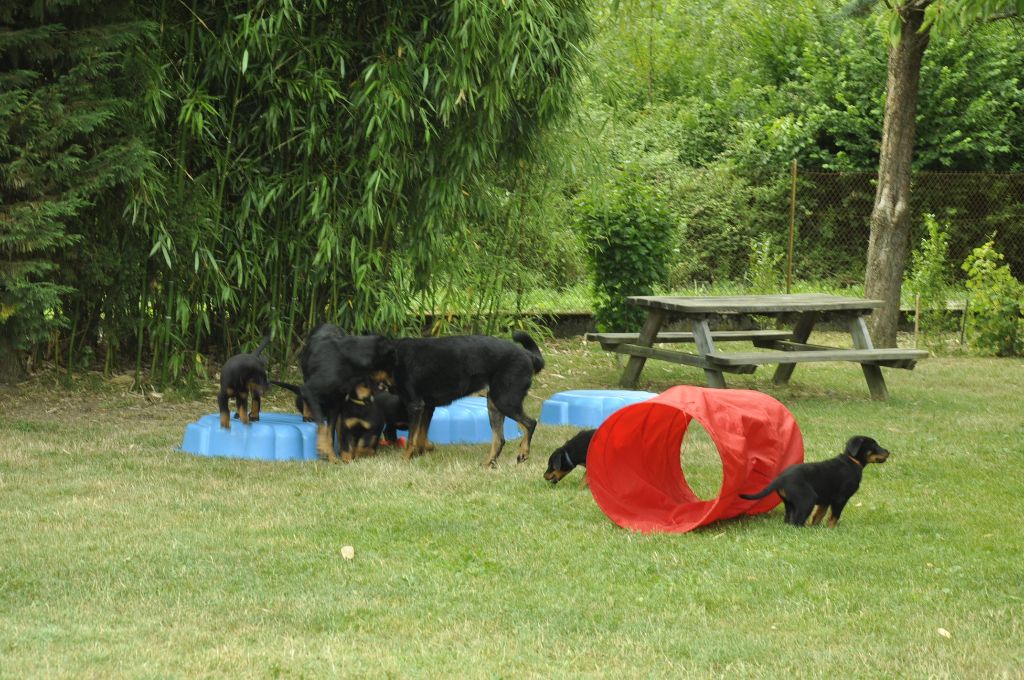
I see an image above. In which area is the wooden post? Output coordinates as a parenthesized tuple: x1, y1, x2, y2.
(619, 309, 666, 388)
(849, 316, 888, 400)
(691, 318, 726, 388)
(787, 159, 797, 294)
(959, 298, 969, 346)
(772, 311, 817, 386)
(913, 293, 921, 348)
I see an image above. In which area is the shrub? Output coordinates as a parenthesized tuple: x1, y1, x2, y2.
(905, 215, 959, 348)
(746, 234, 787, 294)
(577, 174, 675, 332)
(961, 239, 1023, 356)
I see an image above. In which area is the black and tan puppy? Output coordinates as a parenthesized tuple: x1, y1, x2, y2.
(544, 429, 595, 485)
(218, 336, 270, 429)
(392, 331, 544, 467)
(336, 381, 382, 463)
(299, 324, 395, 463)
(739, 435, 891, 527)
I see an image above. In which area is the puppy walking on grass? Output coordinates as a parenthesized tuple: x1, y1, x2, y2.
(544, 428, 595, 486)
(739, 435, 890, 527)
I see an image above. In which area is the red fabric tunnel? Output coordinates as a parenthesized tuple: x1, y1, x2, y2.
(587, 386, 804, 533)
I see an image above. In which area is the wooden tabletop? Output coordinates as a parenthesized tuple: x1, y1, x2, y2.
(627, 294, 884, 315)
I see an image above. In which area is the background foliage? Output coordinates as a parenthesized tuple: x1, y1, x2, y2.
(1, 0, 590, 381)
(3, 0, 1024, 380)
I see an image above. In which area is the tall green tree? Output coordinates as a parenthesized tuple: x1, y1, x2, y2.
(860, 0, 1022, 346)
(0, 2, 151, 379)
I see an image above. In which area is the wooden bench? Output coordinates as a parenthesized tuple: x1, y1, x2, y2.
(586, 330, 794, 345)
(594, 294, 928, 399)
(705, 348, 928, 369)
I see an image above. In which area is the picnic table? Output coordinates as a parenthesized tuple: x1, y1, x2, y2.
(586, 294, 928, 400)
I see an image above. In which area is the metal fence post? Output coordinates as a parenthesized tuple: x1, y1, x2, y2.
(787, 159, 797, 294)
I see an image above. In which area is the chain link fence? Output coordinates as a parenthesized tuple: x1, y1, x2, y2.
(790, 169, 1024, 288)
(526, 168, 1024, 315)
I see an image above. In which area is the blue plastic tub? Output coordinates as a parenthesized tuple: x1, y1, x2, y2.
(408, 396, 522, 446)
(180, 396, 522, 461)
(539, 389, 659, 428)
(181, 412, 319, 461)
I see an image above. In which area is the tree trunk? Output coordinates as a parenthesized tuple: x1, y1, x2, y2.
(0, 350, 26, 384)
(865, 4, 931, 347)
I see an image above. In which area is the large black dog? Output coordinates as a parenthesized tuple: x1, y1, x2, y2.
(298, 324, 395, 463)
(739, 435, 891, 527)
(392, 331, 544, 467)
(217, 336, 270, 429)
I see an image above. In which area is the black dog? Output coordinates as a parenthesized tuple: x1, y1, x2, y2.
(739, 435, 891, 527)
(544, 429, 595, 485)
(336, 381, 383, 463)
(217, 336, 270, 429)
(336, 381, 411, 460)
(392, 331, 544, 467)
(299, 324, 396, 463)
(372, 384, 409, 446)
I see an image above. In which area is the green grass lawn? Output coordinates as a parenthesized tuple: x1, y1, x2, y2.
(1, 337, 1022, 678)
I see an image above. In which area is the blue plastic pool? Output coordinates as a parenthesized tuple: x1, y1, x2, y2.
(180, 396, 522, 461)
(539, 389, 659, 428)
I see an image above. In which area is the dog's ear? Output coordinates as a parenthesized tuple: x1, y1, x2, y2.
(844, 435, 874, 461)
(547, 448, 564, 470)
(371, 337, 397, 371)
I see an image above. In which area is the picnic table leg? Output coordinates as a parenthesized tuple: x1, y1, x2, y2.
(773, 311, 818, 385)
(619, 309, 666, 388)
(691, 318, 727, 388)
(849, 316, 889, 400)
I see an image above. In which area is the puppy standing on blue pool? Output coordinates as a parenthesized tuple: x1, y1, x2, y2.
(217, 336, 271, 429)
(739, 435, 890, 527)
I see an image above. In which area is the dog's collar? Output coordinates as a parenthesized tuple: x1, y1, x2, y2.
(561, 450, 576, 471)
(348, 396, 372, 406)
(846, 455, 863, 467)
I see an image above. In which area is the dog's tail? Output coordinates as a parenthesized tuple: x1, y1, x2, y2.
(739, 480, 780, 501)
(269, 379, 301, 394)
(254, 335, 271, 356)
(270, 380, 307, 416)
(512, 330, 545, 373)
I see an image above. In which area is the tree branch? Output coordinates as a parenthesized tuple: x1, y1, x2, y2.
(986, 10, 1020, 22)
